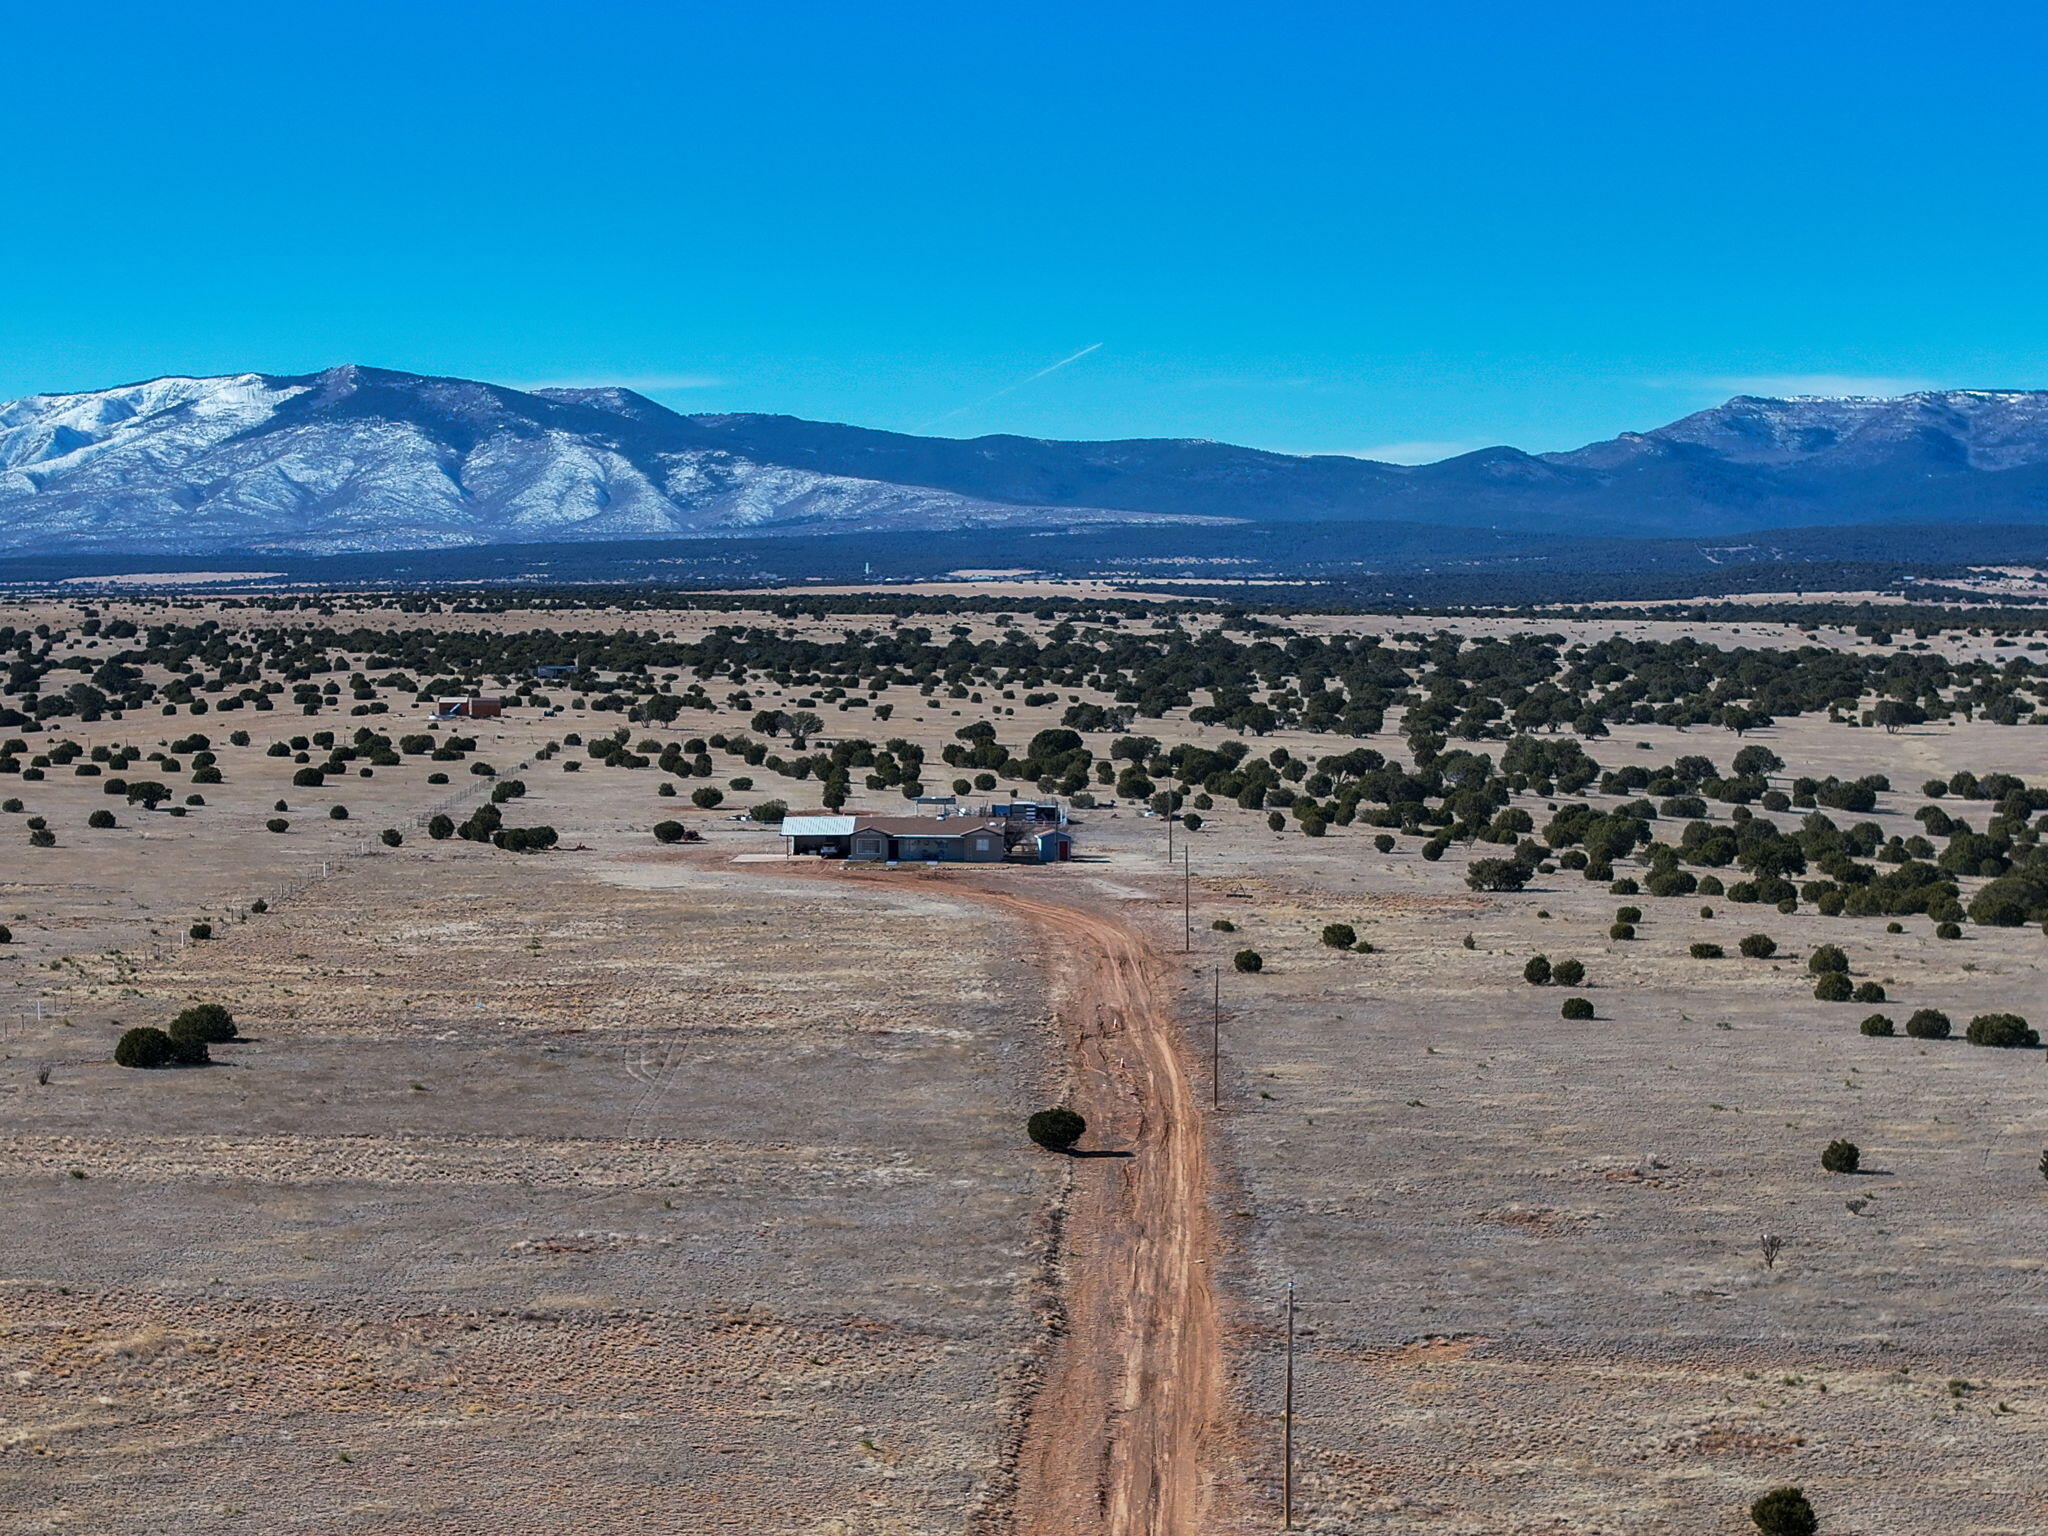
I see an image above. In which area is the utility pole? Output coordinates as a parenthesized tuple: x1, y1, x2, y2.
(1166, 797, 1175, 862)
(1183, 846, 1192, 953)
(1282, 1280, 1296, 1530)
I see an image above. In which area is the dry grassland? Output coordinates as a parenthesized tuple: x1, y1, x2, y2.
(3, 593, 2046, 1534)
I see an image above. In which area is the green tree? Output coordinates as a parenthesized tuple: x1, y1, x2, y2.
(1821, 1139, 1860, 1174)
(427, 813, 454, 840)
(380, 828, 404, 847)
(1233, 949, 1263, 973)
(1560, 997, 1594, 1020)
(1321, 923, 1357, 950)
(1552, 958, 1585, 986)
(692, 786, 725, 810)
(653, 820, 686, 844)
(1523, 955, 1553, 985)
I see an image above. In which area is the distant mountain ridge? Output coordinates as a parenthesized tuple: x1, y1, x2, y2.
(3, 366, 2047, 555)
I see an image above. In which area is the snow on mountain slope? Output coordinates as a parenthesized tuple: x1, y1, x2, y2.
(0, 366, 1149, 555)
(8, 367, 2048, 556)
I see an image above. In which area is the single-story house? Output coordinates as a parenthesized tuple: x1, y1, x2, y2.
(780, 813, 1012, 862)
(849, 817, 1011, 863)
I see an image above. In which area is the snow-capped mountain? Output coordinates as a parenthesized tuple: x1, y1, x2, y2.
(4, 369, 2048, 556)
(0, 366, 1161, 555)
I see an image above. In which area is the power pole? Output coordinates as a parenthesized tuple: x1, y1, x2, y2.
(1166, 798, 1175, 862)
(1282, 1280, 1296, 1530)
(1183, 846, 1192, 952)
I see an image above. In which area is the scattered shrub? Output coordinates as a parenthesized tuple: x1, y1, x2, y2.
(1233, 949, 1264, 973)
(1552, 958, 1585, 987)
(328, 805, 349, 820)
(1860, 1014, 1895, 1036)
(1852, 980, 1886, 1004)
(1466, 857, 1530, 892)
(1820, 1139, 1861, 1174)
(1690, 942, 1724, 959)
(1211, 918, 1236, 932)
(1321, 923, 1356, 950)
(265, 818, 289, 833)
(87, 808, 117, 829)
(1936, 921, 1963, 940)
(1738, 934, 1777, 958)
(188, 922, 212, 941)
(1966, 1012, 2039, 1048)
(1905, 1008, 1952, 1040)
(1813, 972, 1853, 1002)
(1807, 944, 1849, 975)
(380, 828, 403, 848)
(691, 786, 724, 809)
(1560, 997, 1594, 1020)
(1610, 921, 1635, 940)
(1615, 906, 1642, 924)
(1373, 833, 1395, 853)
(653, 820, 687, 844)
(169, 1003, 236, 1043)
(1523, 955, 1552, 985)
(114, 1026, 174, 1069)
(1751, 1485, 1818, 1536)
(1026, 1107, 1086, 1151)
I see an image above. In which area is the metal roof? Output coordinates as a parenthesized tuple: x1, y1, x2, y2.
(780, 815, 857, 838)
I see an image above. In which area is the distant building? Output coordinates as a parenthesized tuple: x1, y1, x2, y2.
(533, 664, 581, 679)
(433, 696, 503, 719)
(984, 797, 1067, 826)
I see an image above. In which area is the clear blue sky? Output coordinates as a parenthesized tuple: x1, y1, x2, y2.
(4, 1, 2045, 459)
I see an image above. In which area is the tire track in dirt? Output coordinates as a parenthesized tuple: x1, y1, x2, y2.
(955, 881, 1228, 1536)
(730, 860, 1234, 1533)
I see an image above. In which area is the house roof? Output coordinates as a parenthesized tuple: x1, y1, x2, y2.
(852, 817, 1009, 839)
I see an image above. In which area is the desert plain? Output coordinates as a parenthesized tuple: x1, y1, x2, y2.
(0, 590, 2043, 1535)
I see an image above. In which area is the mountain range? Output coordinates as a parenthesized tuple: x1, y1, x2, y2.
(5, 365, 2048, 556)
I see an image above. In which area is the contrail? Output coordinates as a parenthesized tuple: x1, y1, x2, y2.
(919, 342, 1104, 430)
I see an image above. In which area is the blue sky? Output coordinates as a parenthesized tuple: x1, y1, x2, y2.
(3, 1, 2045, 459)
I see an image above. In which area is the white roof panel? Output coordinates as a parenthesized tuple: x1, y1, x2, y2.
(780, 816, 857, 837)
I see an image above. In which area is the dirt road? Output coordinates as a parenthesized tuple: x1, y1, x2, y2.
(969, 885, 1228, 1536)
